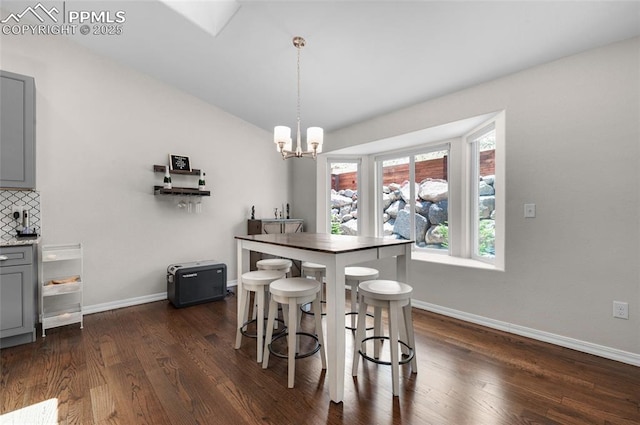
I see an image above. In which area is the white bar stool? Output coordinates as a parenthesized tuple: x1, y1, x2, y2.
(257, 258, 292, 277)
(263, 277, 327, 388)
(234, 269, 287, 363)
(351, 279, 417, 396)
(300, 262, 326, 315)
(344, 266, 379, 330)
(301, 261, 325, 283)
(257, 259, 293, 322)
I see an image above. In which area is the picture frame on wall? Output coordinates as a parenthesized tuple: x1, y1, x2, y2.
(169, 154, 191, 172)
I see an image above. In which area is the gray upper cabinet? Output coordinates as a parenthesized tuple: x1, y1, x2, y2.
(0, 70, 35, 189)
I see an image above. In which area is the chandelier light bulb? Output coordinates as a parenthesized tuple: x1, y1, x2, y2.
(274, 126, 292, 152)
(307, 127, 323, 153)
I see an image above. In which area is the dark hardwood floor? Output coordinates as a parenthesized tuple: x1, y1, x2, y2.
(1, 290, 639, 425)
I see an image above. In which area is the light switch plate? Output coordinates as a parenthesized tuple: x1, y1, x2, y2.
(524, 203, 536, 218)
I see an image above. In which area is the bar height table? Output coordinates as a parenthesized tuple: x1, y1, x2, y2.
(235, 233, 412, 403)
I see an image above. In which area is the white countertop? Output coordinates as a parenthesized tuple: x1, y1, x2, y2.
(0, 238, 40, 246)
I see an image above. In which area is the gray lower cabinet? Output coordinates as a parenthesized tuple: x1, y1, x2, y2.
(0, 245, 37, 348)
(0, 70, 36, 189)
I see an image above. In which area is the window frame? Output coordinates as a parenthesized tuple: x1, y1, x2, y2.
(462, 115, 504, 270)
(374, 143, 452, 254)
(467, 122, 497, 264)
(327, 158, 362, 235)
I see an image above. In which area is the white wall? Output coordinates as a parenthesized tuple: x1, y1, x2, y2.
(2, 23, 637, 362)
(1, 33, 290, 306)
(300, 38, 640, 358)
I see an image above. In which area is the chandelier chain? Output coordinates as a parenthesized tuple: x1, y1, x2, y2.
(296, 43, 302, 149)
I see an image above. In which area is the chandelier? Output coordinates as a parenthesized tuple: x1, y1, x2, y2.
(274, 36, 324, 159)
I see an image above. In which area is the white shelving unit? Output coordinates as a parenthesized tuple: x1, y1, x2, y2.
(39, 243, 83, 337)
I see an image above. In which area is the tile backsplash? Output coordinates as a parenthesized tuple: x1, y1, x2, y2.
(0, 190, 41, 242)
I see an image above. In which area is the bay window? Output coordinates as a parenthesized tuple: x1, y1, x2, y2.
(318, 111, 504, 270)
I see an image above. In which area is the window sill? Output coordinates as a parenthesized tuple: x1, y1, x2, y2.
(412, 250, 503, 271)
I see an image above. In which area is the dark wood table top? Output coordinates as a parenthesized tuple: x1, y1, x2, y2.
(235, 232, 413, 254)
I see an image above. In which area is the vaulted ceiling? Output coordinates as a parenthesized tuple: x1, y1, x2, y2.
(6, 1, 640, 132)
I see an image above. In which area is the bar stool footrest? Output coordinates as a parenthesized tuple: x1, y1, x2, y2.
(345, 311, 375, 331)
(358, 336, 414, 366)
(268, 331, 322, 360)
(240, 318, 286, 339)
(300, 301, 326, 316)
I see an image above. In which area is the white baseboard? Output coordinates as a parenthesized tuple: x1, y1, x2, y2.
(83, 284, 639, 367)
(83, 292, 168, 315)
(412, 300, 640, 367)
(83, 279, 239, 315)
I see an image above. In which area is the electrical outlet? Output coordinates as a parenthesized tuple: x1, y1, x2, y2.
(11, 205, 23, 221)
(613, 301, 629, 319)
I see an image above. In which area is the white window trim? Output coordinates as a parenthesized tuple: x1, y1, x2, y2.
(493, 111, 506, 270)
(411, 250, 497, 269)
(465, 113, 505, 270)
(467, 122, 496, 265)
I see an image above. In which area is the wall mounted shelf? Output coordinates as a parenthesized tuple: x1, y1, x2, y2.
(153, 165, 210, 196)
(153, 165, 201, 175)
(153, 186, 210, 196)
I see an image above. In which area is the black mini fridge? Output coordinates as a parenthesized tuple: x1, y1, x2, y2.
(167, 260, 227, 308)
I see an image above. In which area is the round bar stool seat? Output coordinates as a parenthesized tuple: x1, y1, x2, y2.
(351, 280, 417, 397)
(234, 270, 287, 364)
(300, 262, 326, 316)
(344, 266, 379, 331)
(257, 258, 292, 276)
(263, 277, 327, 388)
